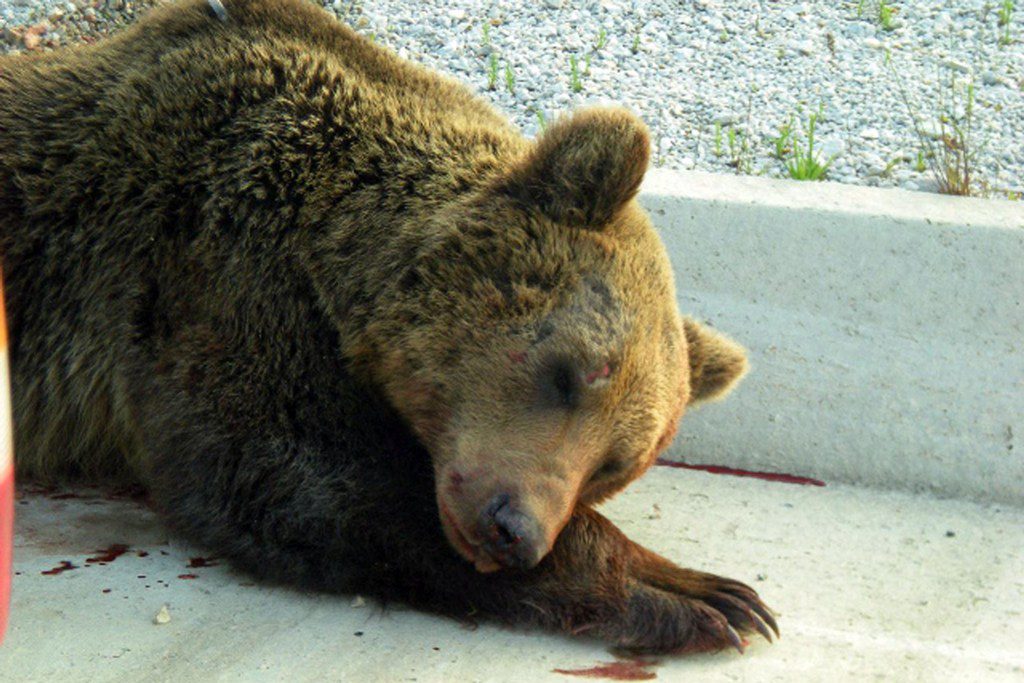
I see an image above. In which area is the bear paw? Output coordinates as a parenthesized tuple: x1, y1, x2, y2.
(602, 571, 778, 655)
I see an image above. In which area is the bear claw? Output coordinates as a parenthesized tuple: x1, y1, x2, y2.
(708, 590, 778, 643)
(725, 624, 745, 653)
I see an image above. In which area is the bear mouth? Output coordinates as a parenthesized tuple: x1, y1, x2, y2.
(438, 496, 501, 573)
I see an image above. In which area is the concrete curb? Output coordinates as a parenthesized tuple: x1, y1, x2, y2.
(640, 169, 1024, 505)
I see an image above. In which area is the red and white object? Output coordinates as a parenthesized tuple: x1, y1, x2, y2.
(0, 273, 13, 643)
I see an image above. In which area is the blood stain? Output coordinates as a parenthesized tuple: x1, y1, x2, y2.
(102, 589, 112, 594)
(553, 659, 659, 681)
(656, 459, 825, 487)
(86, 544, 130, 564)
(178, 573, 198, 580)
(41, 561, 78, 576)
(188, 557, 219, 568)
(137, 551, 149, 558)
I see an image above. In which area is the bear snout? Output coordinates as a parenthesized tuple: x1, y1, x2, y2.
(478, 493, 545, 570)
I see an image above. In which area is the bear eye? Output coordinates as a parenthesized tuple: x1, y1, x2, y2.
(550, 361, 580, 409)
(539, 359, 580, 410)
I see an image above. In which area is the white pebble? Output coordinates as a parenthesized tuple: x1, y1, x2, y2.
(153, 604, 171, 625)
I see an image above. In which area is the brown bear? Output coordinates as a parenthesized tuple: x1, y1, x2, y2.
(0, 0, 775, 653)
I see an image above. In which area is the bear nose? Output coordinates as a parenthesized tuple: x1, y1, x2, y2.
(479, 493, 544, 570)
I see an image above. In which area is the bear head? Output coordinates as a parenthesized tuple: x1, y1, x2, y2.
(370, 108, 748, 573)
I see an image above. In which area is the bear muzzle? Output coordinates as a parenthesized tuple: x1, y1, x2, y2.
(477, 493, 546, 570)
(437, 460, 576, 573)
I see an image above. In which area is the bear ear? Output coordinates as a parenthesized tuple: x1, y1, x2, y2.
(683, 319, 749, 405)
(497, 107, 650, 228)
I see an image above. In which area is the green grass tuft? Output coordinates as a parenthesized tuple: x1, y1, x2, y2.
(998, 0, 1015, 45)
(887, 51, 983, 196)
(569, 55, 583, 92)
(786, 109, 837, 181)
(487, 53, 499, 91)
(535, 109, 548, 131)
(878, 0, 898, 31)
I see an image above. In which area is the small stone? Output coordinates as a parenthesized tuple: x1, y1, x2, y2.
(860, 128, 879, 140)
(864, 153, 890, 176)
(819, 139, 845, 159)
(941, 59, 970, 74)
(153, 604, 171, 625)
(713, 113, 740, 126)
(351, 595, 366, 608)
(863, 37, 885, 50)
(788, 39, 814, 55)
(981, 71, 1013, 88)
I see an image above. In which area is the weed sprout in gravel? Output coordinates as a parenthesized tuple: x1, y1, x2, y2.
(1, 0, 1021, 199)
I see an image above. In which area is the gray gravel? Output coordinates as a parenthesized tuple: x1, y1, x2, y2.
(3, 0, 1023, 198)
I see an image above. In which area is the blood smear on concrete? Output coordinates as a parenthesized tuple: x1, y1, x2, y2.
(656, 459, 826, 487)
(86, 544, 131, 564)
(553, 659, 658, 681)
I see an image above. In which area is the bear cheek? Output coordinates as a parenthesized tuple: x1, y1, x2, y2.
(643, 343, 691, 464)
(383, 375, 453, 450)
(653, 410, 683, 459)
(436, 484, 496, 570)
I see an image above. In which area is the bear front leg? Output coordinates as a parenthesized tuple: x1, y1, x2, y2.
(139, 400, 774, 655)
(488, 507, 778, 654)
(129, 327, 774, 654)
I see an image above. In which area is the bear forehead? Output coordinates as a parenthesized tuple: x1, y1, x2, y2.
(530, 275, 626, 347)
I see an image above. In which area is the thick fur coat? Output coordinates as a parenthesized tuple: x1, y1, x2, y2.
(0, 0, 774, 652)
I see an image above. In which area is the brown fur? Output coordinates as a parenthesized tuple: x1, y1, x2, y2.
(0, 0, 772, 653)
